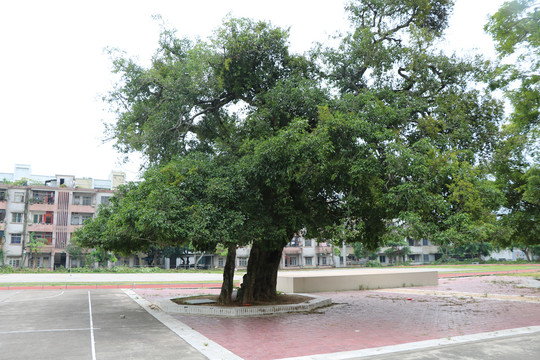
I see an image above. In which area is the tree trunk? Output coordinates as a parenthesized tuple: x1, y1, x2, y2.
(218, 245, 237, 305)
(237, 243, 284, 305)
(523, 247, 531, 262)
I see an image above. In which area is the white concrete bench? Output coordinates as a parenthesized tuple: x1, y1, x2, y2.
(277, 268, 438, 293)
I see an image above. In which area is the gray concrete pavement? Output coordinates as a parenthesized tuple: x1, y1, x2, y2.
(0, 289, 207, 360)
(355, 332, 540, 360)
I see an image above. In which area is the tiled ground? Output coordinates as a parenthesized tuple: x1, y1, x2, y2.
(134, 275, 540, 360)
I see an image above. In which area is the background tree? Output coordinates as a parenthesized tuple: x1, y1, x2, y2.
(27, 233, 46, 269)
(383, 242, 411, 264)
(318, 0, 504, 256)
(65, 244, 94, 267)
(486, 0, 539, 255)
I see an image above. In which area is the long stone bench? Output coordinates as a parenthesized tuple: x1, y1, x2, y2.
(277, 268, 438, 293)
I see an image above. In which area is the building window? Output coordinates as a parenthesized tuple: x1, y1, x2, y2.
(379, 255, 386, 263)
(73, 195, 81, 205)
(33, 214, 43, 223)
(0, 190, 7, 201)
(238, 257, 248, 267)
(305, 257, 313, 266)
(423, 254, 430, 262)
(29, 255, 41, 268)
(101, 197, 111, 205)
(11, 213, 23, 223)
(8, 257, 21, 267)
(422, 239, 429, 246)
(32, 191, 55, 204)
(32, 232, 53, 245)
(44, 213, 53, 224)
(71, 213, 93, 225)
(14, 192, 25, 202)
(319, 256, 327, 265)
(304, 239, 312, 247)
(0, 209, 5, 221)
(11, 234, 22, 244)
(71, 215, 80, 225)
(289, 256, 297, 266)
(82, 196, 92, 206)
(218, 257, 224, 267)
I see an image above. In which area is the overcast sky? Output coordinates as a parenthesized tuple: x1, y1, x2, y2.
(0, 0, 506, 181)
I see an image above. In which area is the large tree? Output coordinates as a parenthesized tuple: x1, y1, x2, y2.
(82, 0, 506, 304)
(98, 17, 334, 304)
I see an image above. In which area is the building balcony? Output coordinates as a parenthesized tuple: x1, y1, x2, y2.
(29, 203, 56, 212)
(29, 244, 54, 253)
(68, 224, 83, 233)
(28, 223, 55, 232)
(315, 246, 332, 255)
(409, 246, 424, 254)
(283, 247, 302, 255)
(70, 204, 96, 213)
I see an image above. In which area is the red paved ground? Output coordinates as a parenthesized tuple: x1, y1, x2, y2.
(135, 274, 540, 360)
(438, 268, 539, 277)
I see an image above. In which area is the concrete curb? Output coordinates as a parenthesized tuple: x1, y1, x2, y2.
(275, 326, 540, 360)
(156, 293, 332, 317)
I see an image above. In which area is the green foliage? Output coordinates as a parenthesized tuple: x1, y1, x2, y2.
(382, 238, 411, 264)
(353, 242, 380, 260)
(485, 0, 540, 252)
(0, 265, 14, 273)
(27, 233, 48, 269)
(87, 1, 523, 300)
(0, 178, 42, 186)
(365, 260, 383, 267)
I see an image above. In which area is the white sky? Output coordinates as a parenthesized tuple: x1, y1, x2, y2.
(0, 0, 506, 181)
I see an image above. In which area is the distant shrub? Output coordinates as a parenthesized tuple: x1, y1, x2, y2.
(0, 265, 14, 273)
(365, 261, 382, 267)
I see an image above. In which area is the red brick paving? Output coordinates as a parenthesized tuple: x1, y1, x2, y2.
(438, 268, 539, 277)
(134, 274, 540, 360)
(419, 275, 540, 297)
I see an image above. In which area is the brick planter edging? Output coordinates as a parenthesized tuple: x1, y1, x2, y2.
(157, 293, 332, 317)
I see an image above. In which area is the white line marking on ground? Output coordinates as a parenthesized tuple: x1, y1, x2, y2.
(88, 291, 96, 360)
(0, 328, 100, 335)
(276, 326, 540, 360)
(0, 291, 20, 302)
(1, 291, 65, 303)
(122, 289, 242, 360)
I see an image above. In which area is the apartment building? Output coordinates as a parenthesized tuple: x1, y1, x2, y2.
(281, 235, 335, 269)
(0, 165, 125, 268)
(377, 238, 440, 265)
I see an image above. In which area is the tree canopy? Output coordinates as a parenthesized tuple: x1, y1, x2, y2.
(73, 0, 536, 304)
(485, 0, 539, 254)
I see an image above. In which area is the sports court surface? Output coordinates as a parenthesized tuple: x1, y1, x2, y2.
(0, 289, 207, 360)
(1, 269, 539, 359)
